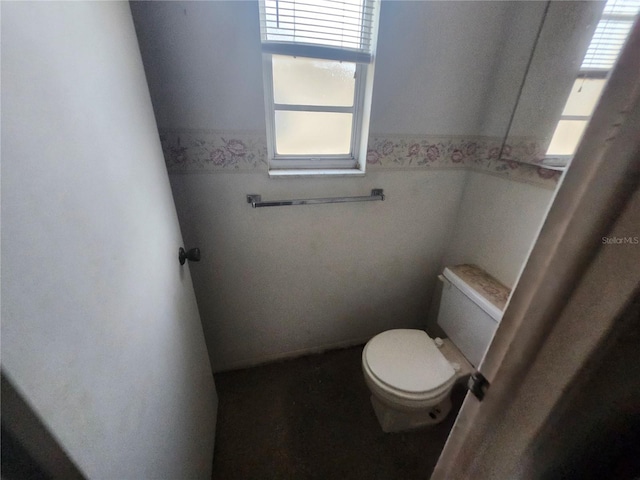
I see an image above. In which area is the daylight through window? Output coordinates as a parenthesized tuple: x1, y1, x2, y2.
(546, 0, 640, 160)
(259, 0, 380, 173)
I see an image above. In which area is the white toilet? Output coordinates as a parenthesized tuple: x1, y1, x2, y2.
(362, 264, 511, 432)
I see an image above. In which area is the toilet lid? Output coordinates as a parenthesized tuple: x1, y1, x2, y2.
(364, 329, 455, 394)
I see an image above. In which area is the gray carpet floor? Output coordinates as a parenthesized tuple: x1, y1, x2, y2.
(212, 345, 465, 479)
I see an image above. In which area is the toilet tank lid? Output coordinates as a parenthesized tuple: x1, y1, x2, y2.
(443, 265, 511, 321)
(364, 329, 455, 394)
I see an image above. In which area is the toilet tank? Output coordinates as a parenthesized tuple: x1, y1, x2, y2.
(436, 265, 511, 367)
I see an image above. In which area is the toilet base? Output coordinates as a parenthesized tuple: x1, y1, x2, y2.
(370, 394, 452, 433)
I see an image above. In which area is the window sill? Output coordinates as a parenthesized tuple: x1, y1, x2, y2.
(268, 168, 366, 178)
(541, 156, 570, 170)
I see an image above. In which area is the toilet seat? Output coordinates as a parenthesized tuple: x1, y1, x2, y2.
(362, 329, 456, 403)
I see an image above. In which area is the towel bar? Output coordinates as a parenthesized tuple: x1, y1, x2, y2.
(246, 189, 384, 208)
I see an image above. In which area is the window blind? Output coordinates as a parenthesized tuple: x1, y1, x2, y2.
(259, 0, 379, 63)
(581, 0, 640, 71)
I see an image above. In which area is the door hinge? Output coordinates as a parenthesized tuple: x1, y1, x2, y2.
(468, 372, 490, 401)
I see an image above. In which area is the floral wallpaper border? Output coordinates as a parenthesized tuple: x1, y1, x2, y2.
(160, 130, 268, 172)
(366, 134, 561, 187)
(160, 129, 561, 188)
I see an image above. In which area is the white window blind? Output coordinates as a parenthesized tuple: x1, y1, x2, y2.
(259, 0, 378, 63)
(581, 0, 640, 71)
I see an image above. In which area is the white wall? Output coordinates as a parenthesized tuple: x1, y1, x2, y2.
(132, 0, 265, 131)
(372, 1, 546, 136)
(170, 170, 466, 370)
(443, 172, 555, 288)
(131, 1, 555, 371)
(1, 2, 216, 478)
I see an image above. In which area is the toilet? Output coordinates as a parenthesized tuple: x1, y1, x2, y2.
(362, 264, 511, 432)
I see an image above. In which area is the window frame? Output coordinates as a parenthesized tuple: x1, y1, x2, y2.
(546, 71, 607, 162)
(262, 53, 369, 171)
(258, 0, 379, 175)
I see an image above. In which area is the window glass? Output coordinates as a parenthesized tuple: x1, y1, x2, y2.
(561, 79, 607, 117)
(274, 111, 352, 155)
(547, 120, 589, 156)
(259, 0, 380, 170)
(272, 55, 356, 107)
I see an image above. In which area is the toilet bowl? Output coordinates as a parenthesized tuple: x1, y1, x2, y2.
(362, 264, 510, 432)
(362, 329, 471, 432)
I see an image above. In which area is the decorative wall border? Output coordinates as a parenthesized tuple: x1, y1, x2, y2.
(159, 130, 268, 172)
(366, 134, 561, 188)
(160, 129, 561, 188)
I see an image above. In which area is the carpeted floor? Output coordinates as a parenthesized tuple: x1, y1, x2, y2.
(212, 345, 465, 479)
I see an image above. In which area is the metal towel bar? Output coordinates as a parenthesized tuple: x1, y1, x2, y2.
(246, 189, 384, 208)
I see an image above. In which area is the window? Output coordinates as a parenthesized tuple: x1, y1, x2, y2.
(546, 0, 640, 162)
(259, 0, 380, 174)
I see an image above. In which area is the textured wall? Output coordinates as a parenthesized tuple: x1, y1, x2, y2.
(1, 2, 217, 477)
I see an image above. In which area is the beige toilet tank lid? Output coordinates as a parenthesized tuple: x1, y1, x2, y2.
(364, 329, 455, 394)
(444, 264, 511, 320)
